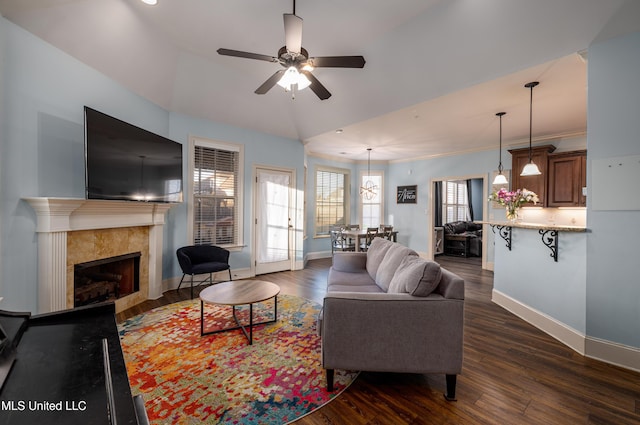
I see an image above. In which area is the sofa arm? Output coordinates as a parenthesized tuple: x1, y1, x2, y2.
(320, 293, 464, 375)
(331, 252, 368, 272)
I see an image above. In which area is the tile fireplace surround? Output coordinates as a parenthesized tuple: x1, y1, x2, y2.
(25, 197, 175, 314)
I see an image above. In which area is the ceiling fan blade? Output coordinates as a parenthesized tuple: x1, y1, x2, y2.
(217, 48, 278, 63)
(283, 14, 303, 54)
(301, 71, 331, 100)
(309, 56, 366, 68)
(255, 70, 285, 94)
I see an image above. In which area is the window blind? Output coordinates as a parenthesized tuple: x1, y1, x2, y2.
(315, 168, 347, 235)
(444, 180, 469, 223)
(193, 145, 239, 246)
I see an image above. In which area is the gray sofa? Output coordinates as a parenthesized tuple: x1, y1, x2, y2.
(319, 237, 465, 400)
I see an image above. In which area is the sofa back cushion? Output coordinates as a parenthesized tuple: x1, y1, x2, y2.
(366, 237, 393, 279)
(375, 243, 417, 291)
(388, 256, 442, 296)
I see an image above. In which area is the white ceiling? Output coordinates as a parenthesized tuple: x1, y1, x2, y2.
(1, 0, 639, 161)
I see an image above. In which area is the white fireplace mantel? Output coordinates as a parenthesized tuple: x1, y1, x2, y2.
(24, 197, 175, 313)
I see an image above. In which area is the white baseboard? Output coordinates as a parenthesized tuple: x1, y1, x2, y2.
(585, 336, 640, 373)
(305, 251, 331, 262)
(492, 289, 640, 372)
(492, 289, 586, 354)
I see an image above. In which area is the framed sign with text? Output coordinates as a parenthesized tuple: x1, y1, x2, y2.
(396, 185, 417, 204)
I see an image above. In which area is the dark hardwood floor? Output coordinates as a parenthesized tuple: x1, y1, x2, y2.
(118, 256, 640, 424)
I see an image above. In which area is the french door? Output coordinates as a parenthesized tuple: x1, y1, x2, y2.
(254, 167, 294, 275)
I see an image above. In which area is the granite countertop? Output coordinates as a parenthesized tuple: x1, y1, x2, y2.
(476, 221, 587, 232)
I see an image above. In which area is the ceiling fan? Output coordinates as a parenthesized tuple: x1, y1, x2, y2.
(217, 0, 365, 100)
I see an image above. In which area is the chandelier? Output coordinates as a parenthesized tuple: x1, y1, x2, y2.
(360, 148, 378, 200)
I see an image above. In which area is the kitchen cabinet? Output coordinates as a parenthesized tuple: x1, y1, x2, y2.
(508, 145, 556, 206)
(547, 150, 587, 207)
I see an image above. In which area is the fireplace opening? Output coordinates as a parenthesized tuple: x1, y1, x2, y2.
(74, 252, 141, 307)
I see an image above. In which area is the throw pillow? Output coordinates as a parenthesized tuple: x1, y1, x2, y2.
(388, 256, 426, 293)
(375, 244, 417, 291)
(366, 237, 393, 279)
(411, 260, 442, 297)
(388, 256, 443, 297)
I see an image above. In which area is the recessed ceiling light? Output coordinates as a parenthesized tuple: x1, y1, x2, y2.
(335, 129, 343, 134)
(141, 0, 157, 5)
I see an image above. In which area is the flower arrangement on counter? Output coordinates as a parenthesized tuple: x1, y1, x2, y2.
(489, 188, 539, 221)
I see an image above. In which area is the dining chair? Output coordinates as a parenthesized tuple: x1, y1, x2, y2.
(361, 227, 381, 251)
(381, 225, 394, 240)
(330, 227, 355, 254)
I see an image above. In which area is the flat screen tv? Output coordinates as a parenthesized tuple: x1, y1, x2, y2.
(84, 106, 183, 203)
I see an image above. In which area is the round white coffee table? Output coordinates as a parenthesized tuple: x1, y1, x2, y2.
(199, 279, 280, 345)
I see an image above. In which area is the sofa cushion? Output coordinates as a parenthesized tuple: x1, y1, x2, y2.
(375, 243, 417, 291)
(328, 268, 377, 291)
(366, 237, 394, 280)
(388, 256, 442, 297)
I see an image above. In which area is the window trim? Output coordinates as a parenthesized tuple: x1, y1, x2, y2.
(314, 165, 350, 238)
(187, 136, 244, 249)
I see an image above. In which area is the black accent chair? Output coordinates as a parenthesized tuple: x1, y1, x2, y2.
(176, 245, 232, 299)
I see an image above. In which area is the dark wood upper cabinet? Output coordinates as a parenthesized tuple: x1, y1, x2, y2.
(547, 150, 587, 207)
(508, 145, 556, 206)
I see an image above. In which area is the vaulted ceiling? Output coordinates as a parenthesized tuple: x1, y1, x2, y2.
(1, 0, 639, 161)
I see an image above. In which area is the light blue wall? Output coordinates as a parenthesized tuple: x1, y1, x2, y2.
(0, 17, 302, 312)
(386, 151, 496, 253)
(494, 230, 587, 333)
(0, 17, 170, 312)
(168, 113, 304, 278)
(586, 31, 640, 348)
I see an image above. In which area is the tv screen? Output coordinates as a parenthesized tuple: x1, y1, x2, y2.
(84, 107, 183, 203)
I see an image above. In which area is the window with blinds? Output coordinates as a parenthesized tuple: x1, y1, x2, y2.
(444, 180, 469, 223)
(192, 140, 241, 246)
(315, 167, 349, 236)
(360, 171, 383, 229)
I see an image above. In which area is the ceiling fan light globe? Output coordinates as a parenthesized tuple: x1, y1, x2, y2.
(277, 67, 299, 89)
(277, 66, 311, 91)
(520, 162, 542, 176)
(492, 173, 508, 185)
(297, 73, 311, 90)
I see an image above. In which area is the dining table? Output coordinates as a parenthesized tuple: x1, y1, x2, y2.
(340, 228, 398, 252)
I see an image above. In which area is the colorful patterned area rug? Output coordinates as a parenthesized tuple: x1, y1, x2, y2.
(118, 294, 357, 424)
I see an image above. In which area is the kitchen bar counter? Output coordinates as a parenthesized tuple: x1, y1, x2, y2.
(477, 221, 587, 262)
(477, 220, 587, 232)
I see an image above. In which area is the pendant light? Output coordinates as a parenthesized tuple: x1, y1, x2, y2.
(492, 112, 508, 185)
(360, 148, 378, 200)
(520, 81, 542, 176)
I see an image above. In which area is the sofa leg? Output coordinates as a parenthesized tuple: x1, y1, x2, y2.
(326, 369, 334, 392)
(444, 374, 457, 401)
